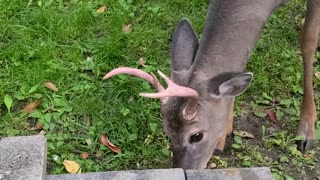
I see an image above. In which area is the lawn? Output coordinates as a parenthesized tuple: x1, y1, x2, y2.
(0, 0, 319, 179)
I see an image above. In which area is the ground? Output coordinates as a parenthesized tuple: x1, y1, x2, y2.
(0, 0, 319, 179)
(217, 112, 320, 179)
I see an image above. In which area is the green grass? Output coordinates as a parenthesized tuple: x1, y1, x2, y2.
(0, 0, 319, 179)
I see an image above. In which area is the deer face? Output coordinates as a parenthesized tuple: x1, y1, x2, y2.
(162, 96, 234, 169)
(161, 75, 251, 169)
(104, 19, 252, 169)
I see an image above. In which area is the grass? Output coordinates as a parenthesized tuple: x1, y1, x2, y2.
(0, 0, 319, 179)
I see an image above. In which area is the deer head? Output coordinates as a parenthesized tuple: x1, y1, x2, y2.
(162, 19, 253, 169)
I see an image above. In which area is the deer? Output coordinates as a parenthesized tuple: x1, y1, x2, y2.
(103, 0, 319, 169)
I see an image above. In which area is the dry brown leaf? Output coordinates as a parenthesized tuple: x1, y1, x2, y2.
(44, 82, 58, 92)
(315, 72, 320, 79)
(36, 123, 43, 129)
(139, 57, 146, 67)
(81, 152, 89, 159)
(22, 101, 41, 113)
(208, 163, 217, 169)
(123, 24, 132, 33)
(304, 152, 312, 160)
(212, 155, 220, 160)
(267, 110, 277, 123)
(233, 130, 255, 139)
(97, 6, 107, 13)
(29, 123, 44, 131)
(100, 133, 121, 153)
(63, 160, 81, 174)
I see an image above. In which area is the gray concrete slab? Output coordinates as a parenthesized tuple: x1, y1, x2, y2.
(46, 168, 185, 180)
(186, 167, 274, 180)
(0, 135, 47, 180)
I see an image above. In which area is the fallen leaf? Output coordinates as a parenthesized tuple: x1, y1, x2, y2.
(267, 110, 277, 123)
(304, 152, 312, 160)
(28, 123, 43, 131)
(123, 24, 132, 33)
(208, 162, 216, 169)
(97, 6, 107, 13)
(166, 144, 170, 150)
(4, 94, 13, 111)
(85, 138, 92, 146)
(22, 101, 41, 113)
(212, 155, 219, 160)
(233, 130, 255, 139)
(81, 152, 89, 159)
(101, 133, 121, 153)
(63, 160, 81, 174)
(139, 57, 146, 67)
(254, 111, 267, 118)
(232, 143, 241, 149)
(44, 82, 58, 92)
(315, 72, 320, 79)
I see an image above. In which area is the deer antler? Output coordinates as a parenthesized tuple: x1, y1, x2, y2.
(103, 67, 164, 92)
(139, 70, 199, 98)
(103, 67, 199, 101)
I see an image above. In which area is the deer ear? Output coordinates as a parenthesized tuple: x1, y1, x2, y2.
(171, 18, 199, 72)
(218, 72, 253, 96)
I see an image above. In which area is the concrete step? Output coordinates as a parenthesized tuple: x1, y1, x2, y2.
(46, 167, 274, 180)
(186, 167, 274, 180)
(0, 135, 47, 180)
(47, 169, 185, 180)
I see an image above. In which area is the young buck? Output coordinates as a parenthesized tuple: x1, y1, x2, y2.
(104, 0, 318, 169)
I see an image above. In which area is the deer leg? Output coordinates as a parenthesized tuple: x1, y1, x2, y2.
(214, 98, 235, 155)
(297, 9, 319, 151)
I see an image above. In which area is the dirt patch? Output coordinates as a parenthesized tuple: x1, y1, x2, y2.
(214, 112, 320, 179)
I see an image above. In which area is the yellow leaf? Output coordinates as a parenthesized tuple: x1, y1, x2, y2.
(85, 138, 92, 146)
(315, 72, 320, 79)
(97, 6, 107, 13)
(139, 57, 146, 67)
(63, 160, 81, 174)
(233, 130, 255, 139)
(301, 18, 305, 25)
(123, 24, 132, 33)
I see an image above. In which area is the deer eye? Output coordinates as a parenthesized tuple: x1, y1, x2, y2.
(189, 132, 203, 143)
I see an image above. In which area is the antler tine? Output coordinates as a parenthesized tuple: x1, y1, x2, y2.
(139, 70, 199, 98)
(103, 67, 164, 92)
